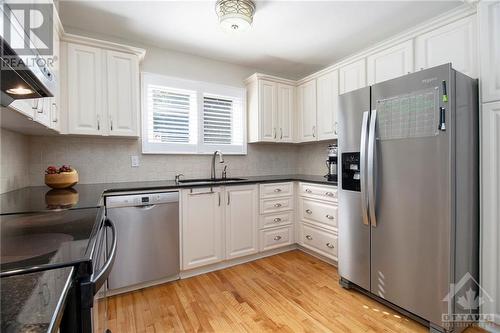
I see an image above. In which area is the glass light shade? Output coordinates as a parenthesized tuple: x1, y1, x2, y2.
(219, 13, 252, 32)
(6, 87, 34, 95)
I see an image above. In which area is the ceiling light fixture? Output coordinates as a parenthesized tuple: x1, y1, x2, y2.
(6, 87, 34, 95)
(215, 0, 256, 32)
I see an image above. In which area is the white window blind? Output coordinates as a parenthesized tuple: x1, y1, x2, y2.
(142, 73, 246, 155)
(203, 95, 233, 144)
(148, 85, 194, 143)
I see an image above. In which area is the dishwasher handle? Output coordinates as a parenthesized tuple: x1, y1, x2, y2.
(91, 218, 117, 293)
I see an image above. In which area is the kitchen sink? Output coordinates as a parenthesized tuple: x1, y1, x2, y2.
(177, 177, 247, 184)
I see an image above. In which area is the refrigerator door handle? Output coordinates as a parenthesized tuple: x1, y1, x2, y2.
(360, 111, 370, 226)
(367, 109, 377, 227)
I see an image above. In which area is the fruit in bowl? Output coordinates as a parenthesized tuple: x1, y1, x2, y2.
(44, 165, 79, 189)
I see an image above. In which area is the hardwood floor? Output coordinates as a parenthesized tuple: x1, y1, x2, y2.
(98, 250, 485, 333)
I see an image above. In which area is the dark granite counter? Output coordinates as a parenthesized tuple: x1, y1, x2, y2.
(0, 174, 336, 214)
(1, 266, 74, 333)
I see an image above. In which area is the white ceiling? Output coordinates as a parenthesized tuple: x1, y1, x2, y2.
(59, 0, 462, 79)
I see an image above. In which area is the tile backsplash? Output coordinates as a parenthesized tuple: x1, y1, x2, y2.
(27, 136, 302, 186)
(1, 129, 333, 192)
(0, 129, 30, 193)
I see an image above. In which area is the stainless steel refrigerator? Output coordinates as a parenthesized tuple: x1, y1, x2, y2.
(338, 64, 479, 333)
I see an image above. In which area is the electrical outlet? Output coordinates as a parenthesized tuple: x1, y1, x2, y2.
(131, 155, 140, 167)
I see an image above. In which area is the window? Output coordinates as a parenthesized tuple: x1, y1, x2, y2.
(142, 73, 246, 154)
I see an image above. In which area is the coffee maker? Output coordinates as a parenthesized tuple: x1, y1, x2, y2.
(325, 144, 338, 182)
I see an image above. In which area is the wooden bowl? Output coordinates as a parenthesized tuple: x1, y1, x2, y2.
(45, 170, 79, 189)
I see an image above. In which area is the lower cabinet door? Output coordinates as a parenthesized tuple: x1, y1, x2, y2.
(225, 185, 259, 259)
(259, 225, 294, 251)
(181, 188, 223, 270)
(300, 223, 338, 260)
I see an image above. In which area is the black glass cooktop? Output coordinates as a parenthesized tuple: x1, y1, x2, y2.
(0, 207, 103, 277)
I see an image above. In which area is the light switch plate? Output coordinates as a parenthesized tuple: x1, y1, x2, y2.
(131, 155, 140, 167)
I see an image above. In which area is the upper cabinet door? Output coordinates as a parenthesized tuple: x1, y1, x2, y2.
(277, 83, 294, 142)
(415, 15, 477, 78)
(67, 43, 104, 135)
(225, 185, 259, 259)
(259, 80, 278, 141)
(106, 51, 140, 136)
(317, 70, 339, 140)
(367, 40, 414, 85)
(339, 59, 366, 94)
(298, 80, 317, 142)
(479, 1, 500, 103)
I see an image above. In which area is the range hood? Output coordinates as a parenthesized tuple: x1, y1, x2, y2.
(1, 37, 56, 107)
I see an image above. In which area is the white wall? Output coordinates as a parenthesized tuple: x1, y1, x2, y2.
(0, 129, 30, 193)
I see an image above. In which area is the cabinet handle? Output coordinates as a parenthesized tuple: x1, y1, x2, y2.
(326, 242, 335, 249)
(325, 192, 334, 197)
(110, 118, 113, 131)
(274, 128, 277, 139)
(273, 235, 282, 241)
(97, 115, 100, 131)
(274, 188, 282, 193)
(274, 203, 282, 208)
(273, 217, 282, 223)
(334, 121, 338, 135)
(227, 192, 230, 205)
(305, 189, 312, 193)
(326, 214, 334, 220)
(218, 192, 221, 206)
(280, 128, 283, 139)
(51, 103, 57, 122)
(305, 235, 313, 240)
(305, 209, 312, 214)
(312, 126, 316, 138)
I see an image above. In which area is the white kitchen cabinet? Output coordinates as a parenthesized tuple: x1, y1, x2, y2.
(259, 80, 277, 142)
(415, 15, 477, 78)
(65, 41, 141, 136)
(316, 70, 339, 140)
(33, 98, 51, 127)
(225, 185, 259, 259)
(481, 101, 500, 325)
(246, 75, 295, 143)
(297, 80, 317, 142)
(479, 1, 500, 102)
(339, 59, 366, 94)
(67, 43, 104, 135)
(181, 188, 224, 270)
(367, 40, 414, 85)
(277, 83, 295, 142)
(106, 51, 140, 136)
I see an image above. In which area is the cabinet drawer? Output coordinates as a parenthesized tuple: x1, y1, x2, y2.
(299, 198, 337, 230)
(300, 224, 338, 260)
(259, 211, 293, 229)
(299, 183, 337, 202)
(260, 182, 293, 198)
(260, 197, 293, 214)
(260, 226, 293, 251)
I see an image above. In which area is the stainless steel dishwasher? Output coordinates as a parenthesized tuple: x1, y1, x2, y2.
(105, 191, 179, 292)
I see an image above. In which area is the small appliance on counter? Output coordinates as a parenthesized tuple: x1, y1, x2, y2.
(325, 144, 338, 182)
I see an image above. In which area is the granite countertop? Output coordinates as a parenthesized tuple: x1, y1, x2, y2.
(1, 266, 74, 333)
(0, 174, 336, 215)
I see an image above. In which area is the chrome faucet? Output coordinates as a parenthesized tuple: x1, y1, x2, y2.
(211, 150, 224, 180)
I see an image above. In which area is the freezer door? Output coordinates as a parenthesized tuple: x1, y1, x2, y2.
(338, 87, 371, 290)
(369, 64, 452, 325)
